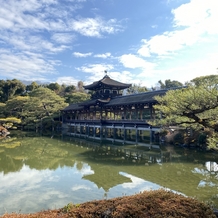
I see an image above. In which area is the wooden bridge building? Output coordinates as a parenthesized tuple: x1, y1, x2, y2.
(62, 75, 167, 147)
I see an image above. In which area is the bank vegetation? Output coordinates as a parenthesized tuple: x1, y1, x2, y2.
(1, 189, 217, 218)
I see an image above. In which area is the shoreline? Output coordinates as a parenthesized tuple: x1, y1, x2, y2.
(1, 189, 217, 218)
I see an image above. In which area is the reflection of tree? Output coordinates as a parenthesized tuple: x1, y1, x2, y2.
(1, 132, 218, 206)
(0, 153, 23, 174)
(0, 134, 78, 173)
(76, 161, 84, 171)
(82, 164, 131, 192)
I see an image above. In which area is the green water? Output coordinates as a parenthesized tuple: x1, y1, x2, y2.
(0, 131, 218, 215)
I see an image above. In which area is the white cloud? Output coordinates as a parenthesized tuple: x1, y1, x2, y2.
(137, 40, 150, 57)
(77, 64, 114, 84)
(56, 76, 79, 85)
(172, 0, 217, 28)
(72, 185, 91, 191)
(94, 52, 111, 58)
(70, 17, 123, 37)
(120, 54, 155, 70)
(77, 64, 114, 75)
(0, 0, 125, 83)
(0, 52, 58, 80)
(51, 33, 76, 44)
(138, 0, 218, 57)
(73, 52, 93, 57)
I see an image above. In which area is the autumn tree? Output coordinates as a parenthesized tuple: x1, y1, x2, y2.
(153, 75, 218, 150)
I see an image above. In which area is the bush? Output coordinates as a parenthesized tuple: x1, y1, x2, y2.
(1, 189, 216, 218)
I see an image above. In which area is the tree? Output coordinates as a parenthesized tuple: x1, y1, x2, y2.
(158, 79, 183, 89)
(127, 84, 148, 94)
(46, 82, 61, 93)
(0, 117, 21, 129)
(28, 87, 68, 123)
(153, 75, 218, 150)
(0, 103, 6, 117)
(65, 92, 90, 104)
(26, 82, 39, 92)
(5, 87, 68, 128)
(77, 81, 84, 92)
(0, 79, 26, 102)
(64, 85, 76, 94)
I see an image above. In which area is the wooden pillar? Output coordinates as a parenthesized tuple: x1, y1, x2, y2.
(123, 126, 126, 144)
(135, 126, 138, 145)
(150, 127, 153, 144)
(124, 108, 127, 119)
(113, 126, 116, 142)
(86, 125, 89, 137)
(100, 126, 103, 139)
(94, 126, 96, 138)
(93, 107, 96, 120)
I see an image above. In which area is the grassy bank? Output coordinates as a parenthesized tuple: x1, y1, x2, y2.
(1, 189, 216, 218)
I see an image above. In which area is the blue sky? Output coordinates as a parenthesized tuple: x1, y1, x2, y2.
(0, 0, 218, 88)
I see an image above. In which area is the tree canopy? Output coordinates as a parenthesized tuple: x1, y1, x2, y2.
(154, 75, 218, 149)
(158, 79, 183, 89)
(127, 84, 148, 94)
(0, 79, 26, 102)
(4, 87, 68, 127)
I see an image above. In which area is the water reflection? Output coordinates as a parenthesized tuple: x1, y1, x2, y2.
(0, 132, 218, 215)
(206, 161, 218, 172)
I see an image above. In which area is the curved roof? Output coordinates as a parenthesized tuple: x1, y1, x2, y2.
(83, 75, 131, 90)
(105, 89, 167, 107)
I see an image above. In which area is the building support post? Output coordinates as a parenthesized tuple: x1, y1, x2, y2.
(150, 127, 153, 145)
(135, 126, 138, 145)
(123, 125, 126, 144)
(113, 125, 116, 143)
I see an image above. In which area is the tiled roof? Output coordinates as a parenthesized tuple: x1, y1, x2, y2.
(105, 89, 167, 106)
(62, 89, 168, 111)
(62, 103, 82, 111)
(83, 75, 131, 90)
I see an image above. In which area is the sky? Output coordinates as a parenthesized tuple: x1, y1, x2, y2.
(0, 0, 218, 88)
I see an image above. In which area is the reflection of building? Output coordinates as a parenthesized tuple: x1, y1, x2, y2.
(62, 75, 168, 146)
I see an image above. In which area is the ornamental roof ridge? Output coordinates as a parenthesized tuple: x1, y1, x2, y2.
(83, 75, 131, 90)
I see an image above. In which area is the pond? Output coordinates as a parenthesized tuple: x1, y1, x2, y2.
(0, 131, 218, 215)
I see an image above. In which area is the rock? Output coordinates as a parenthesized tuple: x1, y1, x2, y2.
(0, 125, 10, 138)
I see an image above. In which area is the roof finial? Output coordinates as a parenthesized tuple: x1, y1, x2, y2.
(103, 70, 109, 78)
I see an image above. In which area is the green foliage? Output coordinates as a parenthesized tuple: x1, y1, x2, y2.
(0, 79, 26, 102)
(154, 74, 218, 150)
(46, 82, 61, 93)
(26, 82, 39, 92)
(64, 85, 76, 93)
(4, 87, 68, 127)
(158, 79, 183, 89)
(65, 92, 90, 104)
(62, 203, 79, 213)
(127, 83, 148, 94)
(207, 132, 218, 150)
(0, 117, 21, 129)
(0, 103, 6, 117)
